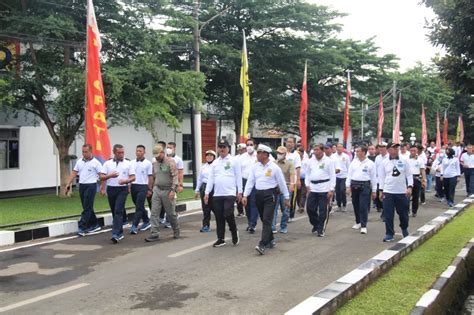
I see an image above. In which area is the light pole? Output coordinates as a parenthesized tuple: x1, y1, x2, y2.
(399, 131, 404, 143)
(410, 133, 416, 146)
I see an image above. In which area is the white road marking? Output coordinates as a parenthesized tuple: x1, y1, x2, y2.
(0, 211, 204, 253)
(168, 215, 308, 258)
(0, 229, 111, 253)
(0, 283, 89, 313)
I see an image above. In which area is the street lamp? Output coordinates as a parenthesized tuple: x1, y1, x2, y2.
(410, 133, 416, 145)
(399, 131, 404, 142)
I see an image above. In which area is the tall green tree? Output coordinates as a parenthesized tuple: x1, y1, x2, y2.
(161, 0, 398, 141)
(0, 0, 204, 193)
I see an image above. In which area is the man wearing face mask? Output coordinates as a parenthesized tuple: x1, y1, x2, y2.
(236, 143, 247, 217)
(145, 145, 180, 242)
(239, 138, 259, 233)
(166, 142, 184, 193)
(272, 146, 295, 234)
(285, 136, 302, 221)
(195, 150, 217, 232)
(205, 139, 242, 248)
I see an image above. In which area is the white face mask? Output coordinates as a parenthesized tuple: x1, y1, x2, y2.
(246, 146, 254, 154)
(277, 153, 285, 160)
(166, 148, 173, 156)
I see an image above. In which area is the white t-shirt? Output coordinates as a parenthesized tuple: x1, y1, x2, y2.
(131, 158, 153, 185)
(101, 159, 135, 187)
(73, 157, 102, 184)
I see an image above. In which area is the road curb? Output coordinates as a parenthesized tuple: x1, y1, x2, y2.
(410, 238, 474, 315)
(285, 195, 474, 315)
(0, 199, 201, 247)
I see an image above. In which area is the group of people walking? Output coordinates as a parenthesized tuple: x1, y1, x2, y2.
(67, 136, 473, 254)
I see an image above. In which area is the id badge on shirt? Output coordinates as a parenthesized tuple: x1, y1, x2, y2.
(265, 169, 272, 177)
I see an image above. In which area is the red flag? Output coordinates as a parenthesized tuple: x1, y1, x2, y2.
(442, 110, 448, 145)
(299, 61, 308, 151)
(85, 0, 111, 162)
(421, 104, 427, 147)
(436, 111, 441, 153)
(342, 72, 351, 148)
(393, 93, 401, 143)
(376, 92, 384, 144)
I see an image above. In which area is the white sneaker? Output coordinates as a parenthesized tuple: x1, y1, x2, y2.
(360, 227, 367, 234)
(352, 223, 361, 230)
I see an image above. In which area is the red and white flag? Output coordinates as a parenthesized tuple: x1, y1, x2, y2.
(299, 61, 308, 151)
(85, 0, 111, 162)
(393, 93, 401, 143)
(376, 92, 384, 144)
(342, 72, 351, 148)
(421, 104, 428, 147)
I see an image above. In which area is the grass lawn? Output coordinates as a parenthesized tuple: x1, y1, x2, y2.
(337, 206, 474, 315)
(0, 188, 196, 227)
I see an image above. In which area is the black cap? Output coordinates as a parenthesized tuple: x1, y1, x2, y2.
(387, 142, 400, 149)
(217, 139, 230, 147)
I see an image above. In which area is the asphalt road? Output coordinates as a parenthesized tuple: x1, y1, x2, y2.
(0, 184, 469, 314)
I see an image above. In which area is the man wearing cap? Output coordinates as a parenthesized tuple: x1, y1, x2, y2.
(239, 138, 259, 232)
(195, 150, 217, 232)
(305, 143, 336, 237)
(129, 145, 153, 235)
(375, 142, 389, 214)
(100, 144, 136, 243)
(145, 144, 180, 242)
(379, 142, 413, 242)
(272, 146, 295, 234)
(66, 144, 102, 236)
(408, 145, 426, 217)
(334, 143, 350, 212)
(346, 145, 377, 234)
(285, 136, 302, 221)
(243, 144, 289, 255)
(204, 139, 242, 248)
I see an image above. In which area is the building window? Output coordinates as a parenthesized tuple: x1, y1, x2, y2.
(0, 128, 19, 169)
(182, 134, 193, 161)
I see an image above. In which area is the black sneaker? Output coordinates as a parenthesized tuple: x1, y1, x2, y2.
(317, 232, 325, 237)
(213, 239, 226, 247)
(111, 234, 124, 244)
(145, 235, 160, 242)
(232, 230, 240, 246)
(248, 227, 256, 234)
(255, 245, 265, 255)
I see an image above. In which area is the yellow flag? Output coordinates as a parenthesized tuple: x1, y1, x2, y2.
(240, 30, 250, 142)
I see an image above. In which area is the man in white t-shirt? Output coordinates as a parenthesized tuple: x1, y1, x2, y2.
(66, 144, 102, 236)
(100, 144, 136, 243)
(460, 144, 474, 196)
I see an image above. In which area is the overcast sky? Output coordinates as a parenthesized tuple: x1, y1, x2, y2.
(310, 0, 444, 71)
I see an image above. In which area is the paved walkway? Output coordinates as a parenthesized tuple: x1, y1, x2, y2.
(0, 185, 469, 314)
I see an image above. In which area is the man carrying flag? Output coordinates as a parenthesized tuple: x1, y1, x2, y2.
(240, 30, 250, 143)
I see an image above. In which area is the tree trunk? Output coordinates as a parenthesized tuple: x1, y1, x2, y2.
(57, 138, 73, 197)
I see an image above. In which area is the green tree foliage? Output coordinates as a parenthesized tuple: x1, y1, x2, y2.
(0, 0, 204, 193)
(423, 0, 474, 94)
(161, 0, 398, 140)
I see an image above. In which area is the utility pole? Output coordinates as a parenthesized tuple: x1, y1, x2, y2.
(361, 103, 365, 143)
(191, 1, 230, 189)
(191, 0, 201, 189)
(392, 80, 397, 141)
